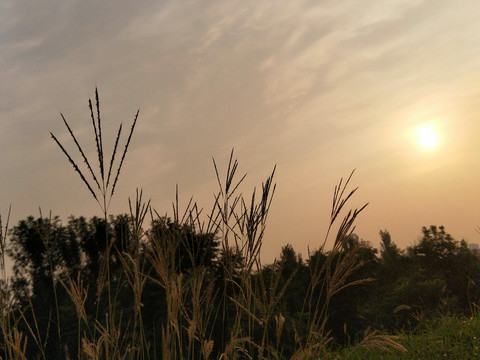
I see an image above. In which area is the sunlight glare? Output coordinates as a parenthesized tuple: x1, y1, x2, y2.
(415, 123, 439, 150)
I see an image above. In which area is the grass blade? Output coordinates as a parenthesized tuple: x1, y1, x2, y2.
(89, 98, 103, 185)
(60, 112, 101, 191)
(110, 109, 139, 198)
(50, 132, 99, 203)
(106, 123, 122, 189)
(95, 88, 105, 181)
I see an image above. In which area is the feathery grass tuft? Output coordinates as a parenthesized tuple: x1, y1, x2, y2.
(51, 87, 139, 216)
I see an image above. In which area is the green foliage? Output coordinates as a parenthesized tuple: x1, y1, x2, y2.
(354, 225, 480, 335)
(333, 312, 480, 359)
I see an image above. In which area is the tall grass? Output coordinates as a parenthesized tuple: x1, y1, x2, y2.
(51, 88, 140, 359)
(0, 90, 406, 359)
(0, 206, 27, 360)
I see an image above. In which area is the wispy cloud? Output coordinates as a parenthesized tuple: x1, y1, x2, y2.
(2, 0, 480, 260)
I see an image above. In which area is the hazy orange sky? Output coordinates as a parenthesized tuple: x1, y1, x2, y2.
(2, 0, 480, 263)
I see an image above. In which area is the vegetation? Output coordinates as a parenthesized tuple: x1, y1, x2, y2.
(1, 90, 479, 359)
(332, 310, 480, 359)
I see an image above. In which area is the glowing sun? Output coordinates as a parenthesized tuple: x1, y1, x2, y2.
(415, 123, 439, 150)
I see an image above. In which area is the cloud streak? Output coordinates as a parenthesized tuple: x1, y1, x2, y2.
(2, 0, 480, 260)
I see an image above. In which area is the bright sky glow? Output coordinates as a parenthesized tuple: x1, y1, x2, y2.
(2, 1, 480, 263)
(416, 124, 439, 150)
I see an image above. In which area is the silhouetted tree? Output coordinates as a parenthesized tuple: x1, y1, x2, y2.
(6, 214, 142, 359)
(148, 217, 219, 273)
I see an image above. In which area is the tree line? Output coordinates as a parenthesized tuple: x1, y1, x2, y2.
(3, 213, 479, 359)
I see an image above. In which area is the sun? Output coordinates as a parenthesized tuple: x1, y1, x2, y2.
(415, 123, 439, 150)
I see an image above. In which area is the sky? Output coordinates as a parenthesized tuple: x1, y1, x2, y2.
(2, 0, 480, 263)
